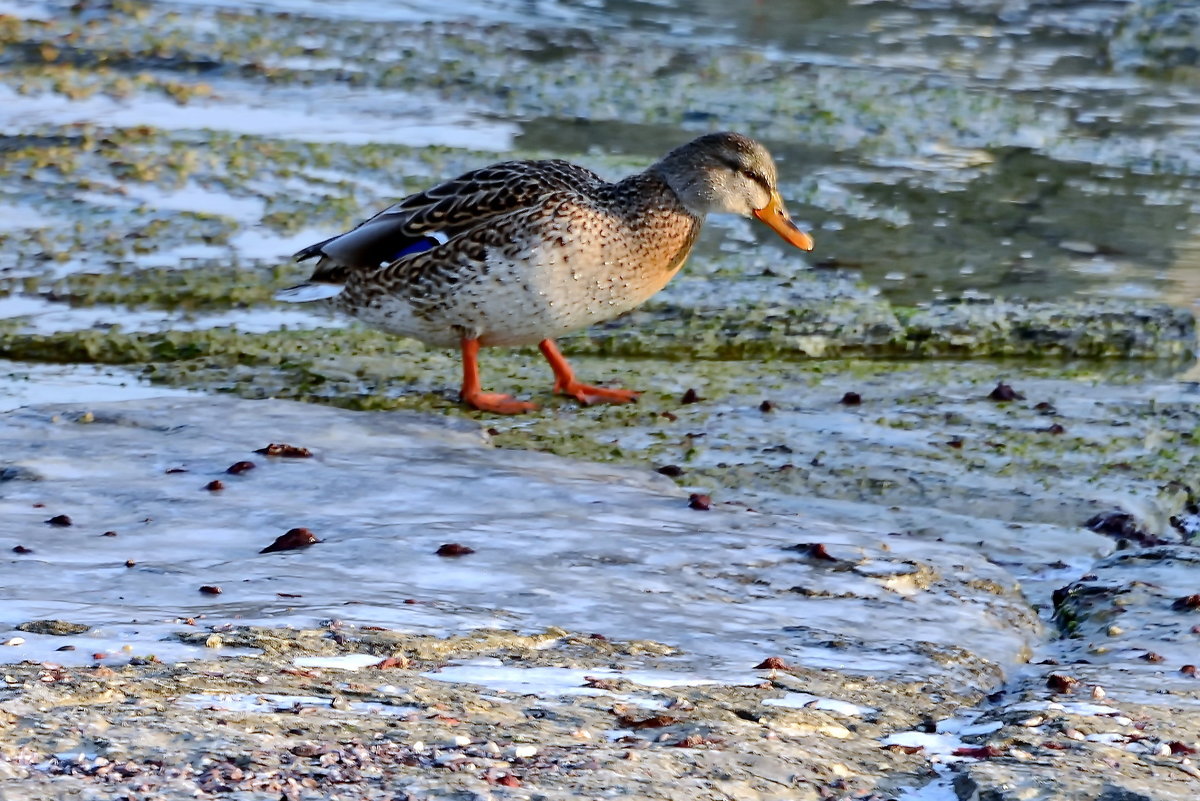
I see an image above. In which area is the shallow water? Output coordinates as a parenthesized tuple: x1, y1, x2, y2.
(0, 396, 1035, 688)
(1, 9, 1197, 797)
(0, 0, 1197, 319)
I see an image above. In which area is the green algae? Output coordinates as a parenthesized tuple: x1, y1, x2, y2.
(4, 314, 1195, 531)
(0, 0, 1197, 553)
(2, 0, 1198, 305)
(41, 263, 308, 311)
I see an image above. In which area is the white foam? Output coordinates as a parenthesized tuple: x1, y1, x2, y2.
(763, 692, 876, 717)
(421, 663, 760, 697)
(179, 692, 417, 716)
(293, 653, 385, 670)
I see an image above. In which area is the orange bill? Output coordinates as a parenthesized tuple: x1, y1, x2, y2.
(752, 191, 814, 251)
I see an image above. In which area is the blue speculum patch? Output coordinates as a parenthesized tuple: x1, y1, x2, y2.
(393, 236, 438, 259)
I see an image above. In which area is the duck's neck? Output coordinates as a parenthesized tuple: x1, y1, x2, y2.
(609, 170, 705, 226)
(598, 171, 704, 287)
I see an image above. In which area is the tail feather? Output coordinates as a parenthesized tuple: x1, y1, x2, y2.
(294, 235, 338, 262)
(286, 244, 349, 303)
(274, 282, 345, 303)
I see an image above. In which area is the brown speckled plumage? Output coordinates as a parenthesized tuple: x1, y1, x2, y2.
(343, 170, 701, 347)
(282, 132, 813, 412)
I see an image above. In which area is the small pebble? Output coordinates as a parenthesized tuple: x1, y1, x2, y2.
(688, 493, 712, 511)
(45, 514, 72, 527)
(988, 382, 1025, 402)
(1172, 594, 1200, 611)
(1046, 673, 1080, 694)
(679, 388, 703, 405)
(226, 461, 255, 475)
(199, 585, 222, 595)
(12, 545, 32, 554)
(655, 464, 685, 477)
(1059, 239, 1098, 255)
(839, 391, 862, 406)
(806, 542, 837, 561)
(204, 480, 225, 492)
(754, 656, 789, 670)
(2, 637, 25, 646)
(508, 745, 538, 759)
(254, 443, 313, 458)
(260, 528, 321, 554)
(436, 543, 475, 557)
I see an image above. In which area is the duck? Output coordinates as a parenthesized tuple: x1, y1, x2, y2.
(278, 131, 814, 414)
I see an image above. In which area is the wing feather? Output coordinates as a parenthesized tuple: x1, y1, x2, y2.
(293, 160, 605, 274)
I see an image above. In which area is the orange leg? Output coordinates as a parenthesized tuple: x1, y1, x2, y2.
(459, 337, 537, 414)
(538, 339, 639, 405)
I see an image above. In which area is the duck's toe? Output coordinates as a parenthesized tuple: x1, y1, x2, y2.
(462, 391, 538, 415)
(559, 382, 640, 406)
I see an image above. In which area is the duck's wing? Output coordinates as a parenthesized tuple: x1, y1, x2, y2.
(292, 159, 605, 279)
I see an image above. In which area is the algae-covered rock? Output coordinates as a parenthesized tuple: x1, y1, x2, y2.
(1108, 0, 1200, 74)
(15, 620, 90, 636)
(898, 299, 1196, 359)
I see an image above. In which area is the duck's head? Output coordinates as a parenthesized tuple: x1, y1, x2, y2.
(656, 131, 814, 251)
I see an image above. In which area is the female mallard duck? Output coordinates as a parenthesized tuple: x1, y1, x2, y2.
(280, 131, 813, 414)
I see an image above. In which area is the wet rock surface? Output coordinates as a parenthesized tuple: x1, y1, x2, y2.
(1, 0, 1199, 798)
(1109, 0, 1200, 74)
(0, 627, 942, 801)
(0, 394, 1198, 800)
(0, 0, 1198, 318)
(575, 291, 1195, 362)
(0, 397, 1034, 683)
